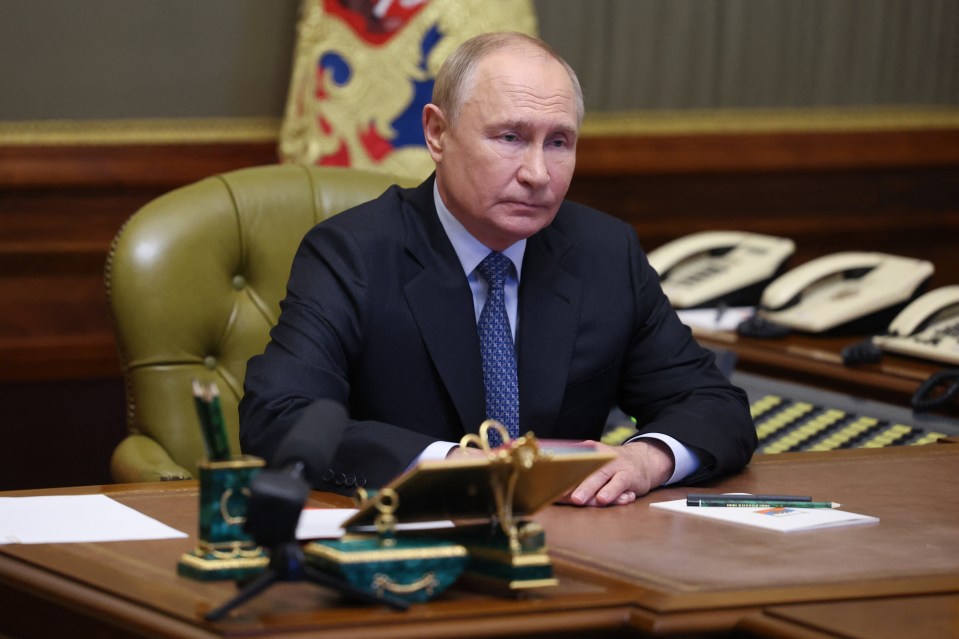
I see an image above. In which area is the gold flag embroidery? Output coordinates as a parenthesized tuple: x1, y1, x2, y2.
(279, 0, 537, 179)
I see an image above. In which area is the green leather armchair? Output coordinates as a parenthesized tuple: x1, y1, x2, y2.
(106, 164, 411, 483)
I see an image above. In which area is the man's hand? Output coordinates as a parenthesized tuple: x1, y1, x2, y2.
(561, 439, 675, 507)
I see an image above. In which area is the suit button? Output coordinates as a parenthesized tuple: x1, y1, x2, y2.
(334, 473, 346, 486)
(356, 476, 367, 488)
(345, 475, 356, 487)
(322, 469, 334, 483)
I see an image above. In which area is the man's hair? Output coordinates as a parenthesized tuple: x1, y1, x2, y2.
(432, 31, 584, 127)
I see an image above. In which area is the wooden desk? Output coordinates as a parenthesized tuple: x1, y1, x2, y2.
(739, 594, 959, 639)
(2, 445, 958, 638)
(538, 444, 959, 636)
(694, 329, 959, 417)
(0, 484, 636, 639)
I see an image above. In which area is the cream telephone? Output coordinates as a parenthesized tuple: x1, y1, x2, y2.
(647, 230, 795, 308)
(754, 251, 935, 334)
(872, 285, 959, 366)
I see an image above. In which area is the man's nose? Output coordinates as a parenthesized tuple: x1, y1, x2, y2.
(518, 144, 549, 187)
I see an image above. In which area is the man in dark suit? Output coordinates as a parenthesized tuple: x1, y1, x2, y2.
(240, 32, 757, 505)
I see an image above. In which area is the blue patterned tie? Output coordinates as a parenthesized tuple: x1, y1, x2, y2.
(477, 252, 520, 445)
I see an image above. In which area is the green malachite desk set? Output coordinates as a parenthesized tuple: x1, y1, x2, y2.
(177, 456, 270, 580)
(177, 381, 269, 580)
(177, 385, 614, 604)
(312, 420, 615, 597)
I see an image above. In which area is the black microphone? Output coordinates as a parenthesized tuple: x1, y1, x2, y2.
(207, 398, 410, 617)
(244, 399, 349, 548)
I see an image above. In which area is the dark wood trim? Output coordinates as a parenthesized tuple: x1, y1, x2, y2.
(0, 335, 120, 383)
(0, 141, 279, 188)
(574, 128, 959, 175)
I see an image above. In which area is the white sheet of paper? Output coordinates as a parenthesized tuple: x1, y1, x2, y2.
(295, 508, 455, 540)
(676, 306, 754, 332)
(650, 498, 879, 532)
(0, 494, 188, 544)
(295, 508, 357, 539)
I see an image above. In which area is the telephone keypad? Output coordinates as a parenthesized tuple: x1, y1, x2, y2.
(603, 393, 947, 453)
(752, 394, 945, 454)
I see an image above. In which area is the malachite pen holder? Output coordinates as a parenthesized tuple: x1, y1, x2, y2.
(177, 455, 270, 581)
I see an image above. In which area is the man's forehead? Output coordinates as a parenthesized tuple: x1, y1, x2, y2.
(472, 52, 574, 103)
(476, 45, 563, 77)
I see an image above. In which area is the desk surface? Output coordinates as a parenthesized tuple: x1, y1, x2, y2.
(742, 594, 959, 639)
(0, 485, 635, 639)
(2, 445, 958, 638)
(695, 328, 959, 418)
(539, 445, 959, 635)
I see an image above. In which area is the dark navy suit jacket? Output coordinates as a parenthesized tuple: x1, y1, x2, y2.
(240, 176, 757, 493)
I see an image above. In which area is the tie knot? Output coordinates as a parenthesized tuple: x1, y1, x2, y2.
(477, 252, 511, 290)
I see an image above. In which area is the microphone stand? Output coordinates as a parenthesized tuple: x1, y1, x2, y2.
(204, 465, 409, 621)
(205, 539, 408, 621)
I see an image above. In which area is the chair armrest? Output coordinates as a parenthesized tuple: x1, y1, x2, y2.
(110, 434, 194, 483)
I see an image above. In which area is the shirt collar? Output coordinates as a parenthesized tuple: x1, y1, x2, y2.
(433, 180, 525, 278)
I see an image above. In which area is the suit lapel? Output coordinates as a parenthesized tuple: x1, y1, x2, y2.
(517, 224, 581, 437)
(399, 180, 487, 433)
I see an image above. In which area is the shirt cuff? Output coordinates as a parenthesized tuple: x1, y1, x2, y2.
(408, 440, 460, 471)
(626, 433, 701, 485)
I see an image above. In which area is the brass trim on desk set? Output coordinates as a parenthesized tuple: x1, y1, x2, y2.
(314, 420, 613, 601)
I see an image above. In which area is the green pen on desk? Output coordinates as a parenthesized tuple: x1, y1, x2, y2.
(690, 498, 840, 509)
(192, 379, 231, 461)
(704, 501, 839, 509)
(687, 493, 812, 506)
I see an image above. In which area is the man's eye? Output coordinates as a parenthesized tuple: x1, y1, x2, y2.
(549, 139, 566, 147)
(502, 133, 518, 142)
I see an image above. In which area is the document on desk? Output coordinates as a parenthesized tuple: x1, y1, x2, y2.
(295, 508, 454, 540)
(0, 495, 188, 544)
(650, 499, 879, 532)
(676, 306, 754, 332)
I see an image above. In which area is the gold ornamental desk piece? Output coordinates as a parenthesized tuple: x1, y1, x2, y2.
(306, 422, 615, 596)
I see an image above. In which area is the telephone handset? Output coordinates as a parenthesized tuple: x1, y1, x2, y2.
(647, 230, 795, 308)
(753, 251, 934, 334)
(872, 285, 959, 365)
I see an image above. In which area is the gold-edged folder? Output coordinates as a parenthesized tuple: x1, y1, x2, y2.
(343, 441, 615, 527)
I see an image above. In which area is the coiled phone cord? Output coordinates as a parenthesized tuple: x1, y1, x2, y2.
(911, 368, 959, 412)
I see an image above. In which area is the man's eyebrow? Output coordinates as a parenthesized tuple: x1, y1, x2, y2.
(498, 120, 579, 137)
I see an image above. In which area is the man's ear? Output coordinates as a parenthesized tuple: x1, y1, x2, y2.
(422, 103, 447, 163)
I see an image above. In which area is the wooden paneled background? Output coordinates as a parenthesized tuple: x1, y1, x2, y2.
(2, 126, 957, 490)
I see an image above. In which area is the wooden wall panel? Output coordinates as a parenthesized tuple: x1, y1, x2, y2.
(0, 142, 279, 382)
(0, 378, 125, 490)
(0, 129, 957, 489)
(0, 141, 281, 489)
(567, 167, 959, 288)
(573, 129, 959, 174)
(570, 129, 959, 289)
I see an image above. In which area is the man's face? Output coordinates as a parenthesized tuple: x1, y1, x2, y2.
(424, 46, 579, 252)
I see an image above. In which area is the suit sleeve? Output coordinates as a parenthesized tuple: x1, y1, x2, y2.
(618, 232, 758, 482)
(239, 221, 435, 493)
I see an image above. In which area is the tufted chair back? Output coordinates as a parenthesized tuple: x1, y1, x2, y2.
(106, 164, 411, 483)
